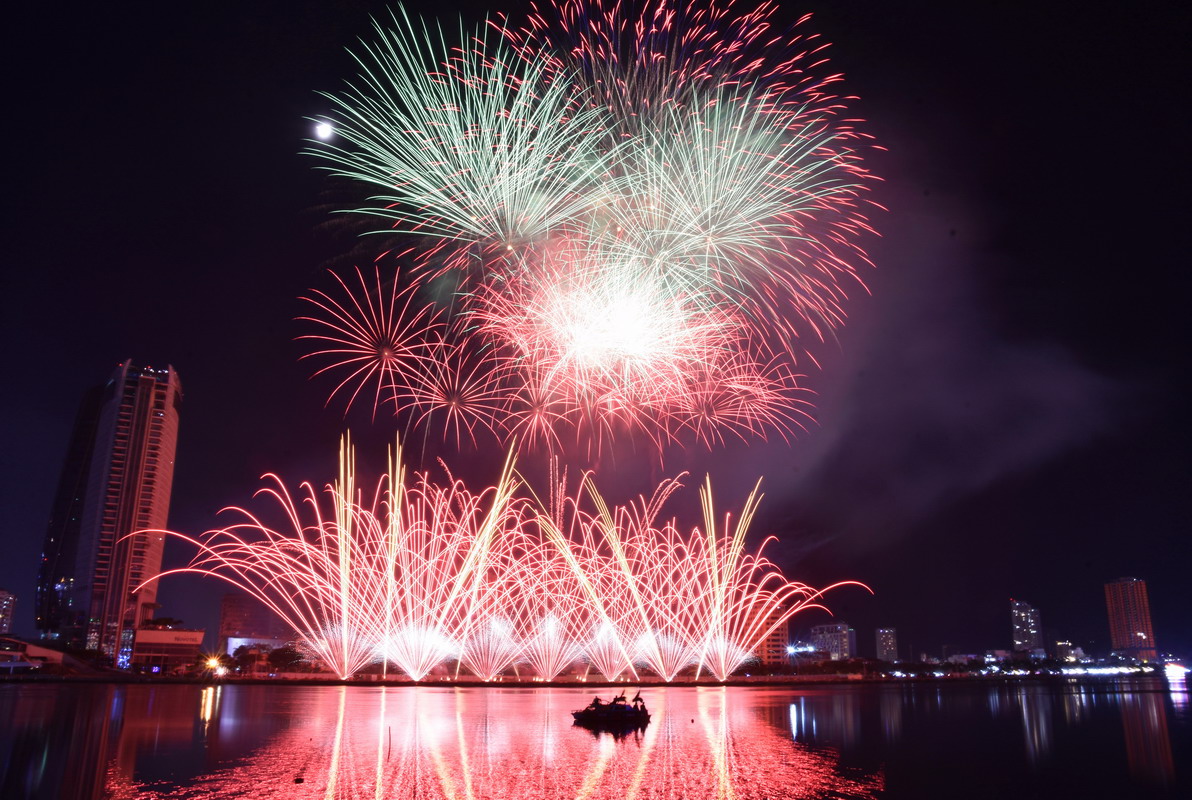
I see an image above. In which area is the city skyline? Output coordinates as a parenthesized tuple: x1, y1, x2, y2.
(2, 0, 1188, 660)
(15, 357, 1175, 665)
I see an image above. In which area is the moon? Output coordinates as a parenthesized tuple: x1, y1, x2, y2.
(314, 122, 333, 140)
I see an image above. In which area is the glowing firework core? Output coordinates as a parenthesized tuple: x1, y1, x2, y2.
(505, 264, 726, 389)
(556, 282, 675, 369)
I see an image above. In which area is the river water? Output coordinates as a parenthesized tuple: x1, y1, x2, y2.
(1, 678, 1187, 799)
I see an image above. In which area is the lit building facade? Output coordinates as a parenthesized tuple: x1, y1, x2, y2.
(1105, 577, 1156, 662)
(219, 592, 293, 655)
(876, 628, 898, 662)
(810, 623, 855, 661)
(131, 627, 204, 674)
(35, 361, 182, 667)
(1010, 598, 1043, 654)
(754, 607, 789, 666)
(0, 590, 15, 635)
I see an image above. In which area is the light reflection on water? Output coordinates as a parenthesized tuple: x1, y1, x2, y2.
(1016, 685, 1052, 763)
(1120, 689, 1174, 788)
(0, 679, 1187, 799)
(100, 686, 882, 800)
(1169, 674, 1188, 713)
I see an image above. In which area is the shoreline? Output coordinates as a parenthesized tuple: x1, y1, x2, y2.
(0, 672, 1169, 689)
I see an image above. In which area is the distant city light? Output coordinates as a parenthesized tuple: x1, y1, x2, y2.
(1059, 665, 1153, 676)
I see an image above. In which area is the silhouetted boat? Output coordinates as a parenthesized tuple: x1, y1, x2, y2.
(571, 693, 650, 730)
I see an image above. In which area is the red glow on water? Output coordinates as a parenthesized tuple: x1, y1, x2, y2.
(104, 687, 885, 799)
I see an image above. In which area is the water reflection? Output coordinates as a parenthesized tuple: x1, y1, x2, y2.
(1014, 686, 1053, 763)
(102, 687, 882, 800)
(0, 684, 114, 800)
(1120, 689, 1174, 787)
(0, 680, 1187, 799)
(1169, 672, 1188, 713)
(1061, 683, 1089, 726)
(787, 690, 867, 751)
(879, 688, 903, 742)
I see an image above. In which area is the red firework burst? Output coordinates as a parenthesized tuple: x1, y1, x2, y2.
(298, 266, 445, 420)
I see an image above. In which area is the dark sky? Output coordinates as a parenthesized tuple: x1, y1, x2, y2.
(3, 0, 1188, 660)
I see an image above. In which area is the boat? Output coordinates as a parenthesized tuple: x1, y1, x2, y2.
(571, 692, 650, 730)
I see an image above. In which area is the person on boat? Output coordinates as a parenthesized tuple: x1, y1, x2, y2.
(631, 692, 647, 713)
(590, 696, 604, 709)
(612, 693, 627, 705)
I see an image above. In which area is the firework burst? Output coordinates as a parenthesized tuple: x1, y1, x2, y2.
(143, 438, 865, 681)
(310, 6, 612, 246)
(298, 265, 446, 420)
(302, 0, 877, 453)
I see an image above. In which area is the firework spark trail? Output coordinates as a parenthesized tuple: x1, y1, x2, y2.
(143, 439, 865, 681)
(146, 437, 528, 680)
(508, 0, 877, 338)
(310, 6, 613, 246)
(536, 470, 863, 681)
(298, 265, 446, 421)
(399, 339, 508, 449)
(301, 0, 877, 452)
(302, 258, 815, 451)
(606, 87, 870, 340)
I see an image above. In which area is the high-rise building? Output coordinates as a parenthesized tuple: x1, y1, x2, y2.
(876, 628, 898, 662)
(35, 361, 182, 667)
(754, 607, 789, 666)
(1010, 598, 1043, 654)
(36, 386, 104, 641)
(0, 590, 15, 634)
(1105, 577, 1156, 662)
(810, 623, 855, 661)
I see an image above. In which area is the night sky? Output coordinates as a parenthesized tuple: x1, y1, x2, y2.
(3, 0, 1188, 660)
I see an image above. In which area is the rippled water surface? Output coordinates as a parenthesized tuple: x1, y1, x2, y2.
(1, 679, 1188, 798)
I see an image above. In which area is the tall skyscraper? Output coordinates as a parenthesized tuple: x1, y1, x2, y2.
(0, 589, 15, 634)
(810, 623, 855, 661)
(1105, 577, 1156, 662)
(876, 628, 898, 662)
(35, 386, 104, 640)
(1010, 598, 1043, 654)
(35, 361, 182, 667)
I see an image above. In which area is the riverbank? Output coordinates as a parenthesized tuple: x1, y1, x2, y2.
(0, 670, 1169, 689)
